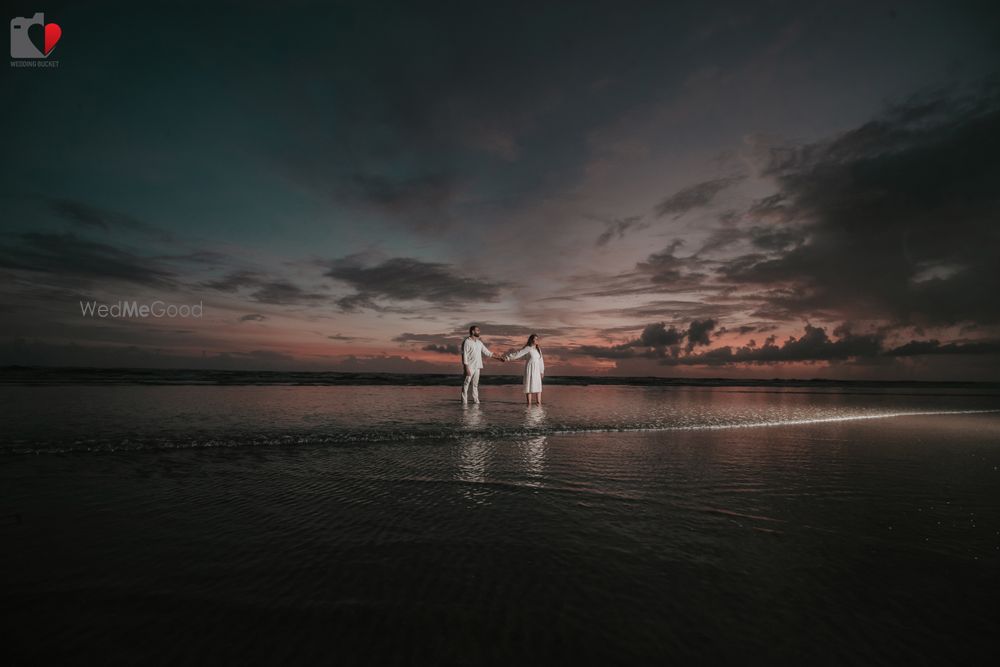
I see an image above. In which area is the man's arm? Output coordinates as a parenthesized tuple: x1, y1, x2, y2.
(461, 339, 472, 375)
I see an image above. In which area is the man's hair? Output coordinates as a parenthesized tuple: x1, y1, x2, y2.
(469, 325, 478, 335)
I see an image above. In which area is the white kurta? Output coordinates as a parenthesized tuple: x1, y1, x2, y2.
(506, 346, 544, 393)
(461, 336, 494, 371)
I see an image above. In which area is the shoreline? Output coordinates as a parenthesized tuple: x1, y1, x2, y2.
(2, 365, 998, 391)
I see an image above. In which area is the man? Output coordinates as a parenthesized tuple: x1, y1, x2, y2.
(461, 324, 503, 404)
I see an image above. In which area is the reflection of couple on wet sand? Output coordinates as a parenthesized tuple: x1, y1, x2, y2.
(461, 325, 545, 406)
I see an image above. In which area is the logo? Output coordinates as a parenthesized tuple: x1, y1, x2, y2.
(10, 12, 61, 59)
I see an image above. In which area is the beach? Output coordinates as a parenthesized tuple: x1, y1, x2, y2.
(3, 384, 999, 664)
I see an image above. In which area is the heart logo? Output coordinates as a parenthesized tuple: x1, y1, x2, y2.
(26, 21, 61, 56)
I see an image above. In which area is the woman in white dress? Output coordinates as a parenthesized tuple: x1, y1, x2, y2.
(503, 334, 545, 405)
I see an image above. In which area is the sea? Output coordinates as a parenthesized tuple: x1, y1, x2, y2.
(2, 368, 998, 664)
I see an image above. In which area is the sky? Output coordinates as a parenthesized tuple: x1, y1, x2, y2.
(2, 0, 1000, 379)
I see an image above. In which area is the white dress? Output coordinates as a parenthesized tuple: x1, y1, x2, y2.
(506, 346, 544, 393)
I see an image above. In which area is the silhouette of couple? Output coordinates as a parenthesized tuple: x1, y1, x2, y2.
(461, 325, 544, 405)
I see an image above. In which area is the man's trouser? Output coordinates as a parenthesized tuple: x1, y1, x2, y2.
(461, 369, 480, 403)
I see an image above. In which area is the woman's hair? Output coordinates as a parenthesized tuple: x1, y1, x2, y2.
(524, 334, 542, 356)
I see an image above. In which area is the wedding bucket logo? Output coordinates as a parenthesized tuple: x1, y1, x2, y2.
(10, 12, 61, 60)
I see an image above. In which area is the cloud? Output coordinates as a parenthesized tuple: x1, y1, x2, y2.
(595, 299, 742, 322)
(572, 240, 714, 299)
(0, 232, 174, 286)
(578, 322, 886, 364)
(327, 333, 363, 341)
(45, 197, 170, 240)
(654, 174, 746, 218)
(721, 80, 1000, 326)
(715, 324, 768, 337)
(422, 343, 460, 354)
(326, 256, 506, 311)
(239, 313, 268, 322)
(637, 322, 685, 347)
(697, 224, 804, 256)
(202, 271, 327, 305)
(251, 281, 327, 306)
(578, 321, 685, 359)
(202, 271, 261, 292)
(579, 323, 1000, 367)
(885, 339, 1000, 356)
(666, 324, 884, 365)
(595, 216, 649, 246)
(685, 318, 717, 351)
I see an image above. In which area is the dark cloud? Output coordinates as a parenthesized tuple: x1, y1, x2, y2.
(715, 324, 766, 337)
(0, 232, 174, 286)
(580, 322, 1000, 367)
(722, 81, 1000, 326)
(579, 322, 888, 364)
(46, 197, 170, 240)
(578, 321, 685, 359)
(749, 226, 803, 251)
(697, 226, 746, 255)
(327, 333, 363, 341)
(327, 256, 506, 311)
(202, 271, 327, 305)
(885, 339, 1000, 356)
(596, 299, 741, 321)
(576, 241, 712, 299)
(698, 223, 805, 256)
(665, 325, 884, 365)
(654, 174, 746, 218)
(202, 271, 262, 292)
(636, 240, 708, 286)
(595, 216, 649, 246)
(239, 313, 267, 322)
(422, 343, 460, 354)
(251, 281, 326, 306)
(685, 318, 717, 351)
(638, 322, 685, 347)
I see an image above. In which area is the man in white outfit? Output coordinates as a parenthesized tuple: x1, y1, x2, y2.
(461, 324, 504, 404)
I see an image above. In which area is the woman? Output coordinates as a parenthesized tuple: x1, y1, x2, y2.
(504, 334, 545, 405)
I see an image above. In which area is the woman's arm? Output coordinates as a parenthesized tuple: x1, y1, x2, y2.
(507, 347, 530, 361)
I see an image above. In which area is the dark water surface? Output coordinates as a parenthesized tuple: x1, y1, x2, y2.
(3, 386, 999, 664)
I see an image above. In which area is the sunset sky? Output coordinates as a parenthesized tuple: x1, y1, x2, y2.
(3, 0, 999, 379)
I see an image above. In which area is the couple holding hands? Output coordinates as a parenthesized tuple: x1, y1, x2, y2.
(461, 325, 545, 405)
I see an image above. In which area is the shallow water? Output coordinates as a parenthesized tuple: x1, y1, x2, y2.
(1, 384, 998, 453)
(3, 386, 999, 664)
